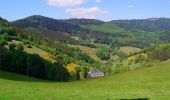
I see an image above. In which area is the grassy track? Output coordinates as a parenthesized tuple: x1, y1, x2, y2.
(0, 62, 170, 100)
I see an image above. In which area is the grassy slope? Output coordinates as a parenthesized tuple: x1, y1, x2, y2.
(1, 62, 170, 100)
(69, 45, 101, 62)
(7, 40, 56, 62)
(119, 46, 142, 55)
(81, 23, 126, 33)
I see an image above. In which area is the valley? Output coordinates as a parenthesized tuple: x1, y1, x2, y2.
(1, 15, 170, 99)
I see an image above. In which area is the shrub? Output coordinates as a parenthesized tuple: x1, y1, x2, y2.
(0, 39, 7, 46)
(75, 52, 94, 64)
(27, 44, 32, 48)
(15, 44, 24, 50)
(150, 44, 170, 61)
(9, 44, 16, 50)
(96, 48, 110, 60)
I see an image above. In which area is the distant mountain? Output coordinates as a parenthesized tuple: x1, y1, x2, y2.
(11, 15, 170, 47)
(12, 15, 81, 34)
(64, 18, 104, 25)
(110, 18, 170, 32)
(12, 15, 105, 33)
(12, 15, 116, 44)
(0, 17, 11, 27)
(12, 15, 82, 43)
(0, 17, 8, 22)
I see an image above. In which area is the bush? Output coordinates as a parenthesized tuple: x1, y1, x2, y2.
(15, 44, 24, 50)
(75, 52, 94, 64)
(96, 48, 110, 60)
(0, 39, 7, 46)
(80, 43, 97, 48)
(9, 44, 16, 50)
(150, 44, 170, 61)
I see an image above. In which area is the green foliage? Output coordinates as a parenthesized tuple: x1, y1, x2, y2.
(66, 18, 104, 25)
(75, 52, 94, 64)
(96, 48, 110, 60)
(80, 42, 97, 48)
(45, 62, 70, 81)
(15, 44, 24, 50)
(113, 18, 170, 32)
(0, 39, 7, 46)
(75, 67, 81, 80)
(9, 44, 16, 50)
(82, 66, 90, 78)
(0, 48, 70, 81)
(117, 51, 127, 60)
(81, 23, 125, 33)
(115, 64, 129, 73)
(150, 44, 170, 61)
(55, 53, 73, 65)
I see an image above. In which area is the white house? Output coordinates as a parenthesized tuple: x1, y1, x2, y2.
(88, 69, 104, 78)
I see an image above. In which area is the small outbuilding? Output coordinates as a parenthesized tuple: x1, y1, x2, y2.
(88, 69, 104, 78)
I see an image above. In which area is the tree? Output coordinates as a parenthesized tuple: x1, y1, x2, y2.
(96, 48, 110, 60)
(15, 44, 24, 50)
(75, 52, 94, 64)
(75, 67, 81, 80)
(27, 54, 45, 78)
(9, 44, 16, 50)
(0, 39, 7, 46)
(82, 66, 90, 78)
(0, 48, 11, 70)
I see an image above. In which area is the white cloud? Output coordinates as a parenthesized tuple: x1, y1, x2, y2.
(96, 0, 101, 3)
(47, 0, 86, 7)
(65, 7, 107, 19)
(83, 15, 96, 19)
(128, 5, 135, 8)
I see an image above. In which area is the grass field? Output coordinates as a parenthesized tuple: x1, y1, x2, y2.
(119, 46, 142, 55)
(81, 23, 125, 34)
(0, 62, 170, 100)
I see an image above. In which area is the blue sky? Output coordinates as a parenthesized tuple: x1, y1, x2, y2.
(0, 0, 170, 21)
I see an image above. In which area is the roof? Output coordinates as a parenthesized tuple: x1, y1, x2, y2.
(89, 69, 104, 74)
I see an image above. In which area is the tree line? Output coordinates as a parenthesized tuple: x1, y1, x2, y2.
(0, 47, 70, 81)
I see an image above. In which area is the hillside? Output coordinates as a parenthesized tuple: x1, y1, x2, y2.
(65, 18, 104, 25)
(0, 62, 170, 99)
(81, 23, 126, 34)
(111, 18, 170, 32)
(0, 17, 98, 81)
(12, 15, 80, 33)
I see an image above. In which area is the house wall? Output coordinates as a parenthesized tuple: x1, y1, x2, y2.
(90, 73, 104, 78)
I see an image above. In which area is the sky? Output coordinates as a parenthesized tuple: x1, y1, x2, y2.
(0, 0, 170, 21)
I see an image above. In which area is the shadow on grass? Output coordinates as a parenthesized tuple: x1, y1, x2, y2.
(0, 70, 49, 82)
(119, 98, 149, 100)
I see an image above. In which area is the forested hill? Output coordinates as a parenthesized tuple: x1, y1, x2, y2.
(0, 17, 8, 22)
(13, 15, 170, 33)
(12, 15, 81, 34)
(11, 15, 170, 47)
(111, 18, 170, 32)
(12, 15, 106, 35)
(64, 18, 104, 25)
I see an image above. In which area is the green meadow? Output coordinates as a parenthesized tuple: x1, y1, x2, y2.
(0, 62, 170, 100)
